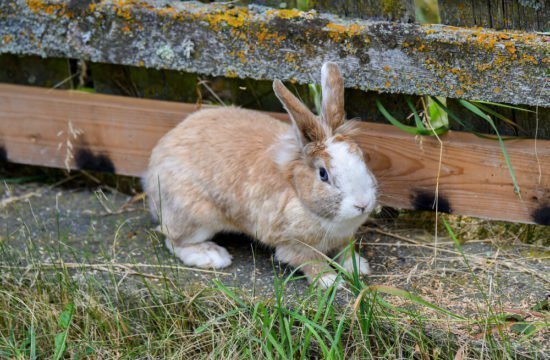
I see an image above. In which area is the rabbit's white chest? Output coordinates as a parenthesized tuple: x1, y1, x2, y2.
(258, 197, 362, 252)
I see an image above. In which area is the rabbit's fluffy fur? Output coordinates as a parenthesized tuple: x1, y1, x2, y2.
(144, 63, 377, 288)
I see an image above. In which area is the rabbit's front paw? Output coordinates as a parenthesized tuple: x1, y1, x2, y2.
(316, 273, 344, 289)
(342, 254, 371, 275)
(171, 241, 233, 269)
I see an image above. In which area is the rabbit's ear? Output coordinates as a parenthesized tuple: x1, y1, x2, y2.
(320, 62, 345, 130)
(273, 80, 327, 145)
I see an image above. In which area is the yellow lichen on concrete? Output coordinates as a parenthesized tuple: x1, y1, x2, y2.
(325, 23, 363, 42)
(26, 0, 66, 16)
(476, 63, 493, 71)
(504, 41, 516, 55)
(255, 26, 287, 47)
(2, 34, 13, 44)
(200, 7, 250, 30)
(284, 53, 297, 62)
(520, 54, 538, 65)
(265, 8, 303, 19)
(225, 69, 238, 78)
(238, 50, 247, 62)
(326, 23, 362, 36)
(156, 6, 179, 19)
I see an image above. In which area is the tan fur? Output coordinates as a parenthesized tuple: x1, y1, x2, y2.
(304, 142, 331, 165)
(144, 63, 375, 287)
(335, 121, 367, 159)
(273, 80, 328, 143)
(321, 62, 345, 130)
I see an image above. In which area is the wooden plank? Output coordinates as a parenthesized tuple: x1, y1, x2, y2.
(438, 0, 549, 32)
(0, 83, 548, 225)
(0, 1, 547, 106)
(437, 1, 550, 142)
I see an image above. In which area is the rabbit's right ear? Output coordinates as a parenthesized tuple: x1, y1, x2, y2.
(273, 80, 327, 146)
(320, 62, 345, 130)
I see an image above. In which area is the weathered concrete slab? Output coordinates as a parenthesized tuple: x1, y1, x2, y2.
(241, 0, 416, 22)
(0, 1, 547, 106)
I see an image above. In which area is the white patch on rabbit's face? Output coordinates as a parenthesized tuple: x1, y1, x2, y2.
(324, 138, 377, 222)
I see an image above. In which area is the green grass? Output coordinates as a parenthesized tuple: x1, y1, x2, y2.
(1, 234, 547, 359)
(0, 165, 547, 359)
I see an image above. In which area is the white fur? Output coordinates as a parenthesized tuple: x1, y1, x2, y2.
(316, 273, 343, 289)
(321, 63, 337, 114)
(164, 228, 214, 248)
(168, 241, 233, 269)
(326, 139, 377, 221)
(272, 130, 301, 166)
(342, 254, 372, 275)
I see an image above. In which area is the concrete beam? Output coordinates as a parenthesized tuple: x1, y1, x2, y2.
(0, 0, 548, 106)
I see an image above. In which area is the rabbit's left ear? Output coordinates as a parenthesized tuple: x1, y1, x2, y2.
(273, 79, 327, 146)
(320, 62, 345, 130)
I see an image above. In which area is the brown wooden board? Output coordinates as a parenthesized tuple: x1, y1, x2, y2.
(0, 84, 548, 225)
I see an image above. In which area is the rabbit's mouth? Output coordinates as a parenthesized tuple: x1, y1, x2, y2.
(317, 212, 370, 239)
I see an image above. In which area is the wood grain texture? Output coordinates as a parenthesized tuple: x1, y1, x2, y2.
(0, 84, 548, 224)
(438, 0, 549, 32)
(437, 1, 550, 142)
(0, 0, 547, 106)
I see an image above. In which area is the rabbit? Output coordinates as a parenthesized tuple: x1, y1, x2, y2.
(143, 62, 378, 288)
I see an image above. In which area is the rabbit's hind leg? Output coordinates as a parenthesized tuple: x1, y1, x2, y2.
(165, 228, 232, 269)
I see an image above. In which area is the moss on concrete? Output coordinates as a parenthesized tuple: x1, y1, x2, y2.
(0, 0, 547, 105)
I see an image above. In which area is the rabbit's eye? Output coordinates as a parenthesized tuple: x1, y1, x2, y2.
(319, 167, 329, 182)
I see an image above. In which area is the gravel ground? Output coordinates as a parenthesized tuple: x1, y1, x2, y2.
(1, 180, 548, 327)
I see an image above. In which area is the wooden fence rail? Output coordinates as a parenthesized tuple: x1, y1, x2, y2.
(0, 84, 548, 225)
(0, 1, 548, 225)
(438, 0, 549, 32)
(0, 0, 547, 106)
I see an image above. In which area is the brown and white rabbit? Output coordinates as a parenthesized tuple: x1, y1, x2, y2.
(143, 62, 377, 288)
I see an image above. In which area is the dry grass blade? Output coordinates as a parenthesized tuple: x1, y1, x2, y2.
(454, 344, 466, 360)
(0, 191, 42, 209)
(0, 262, 232, 276)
